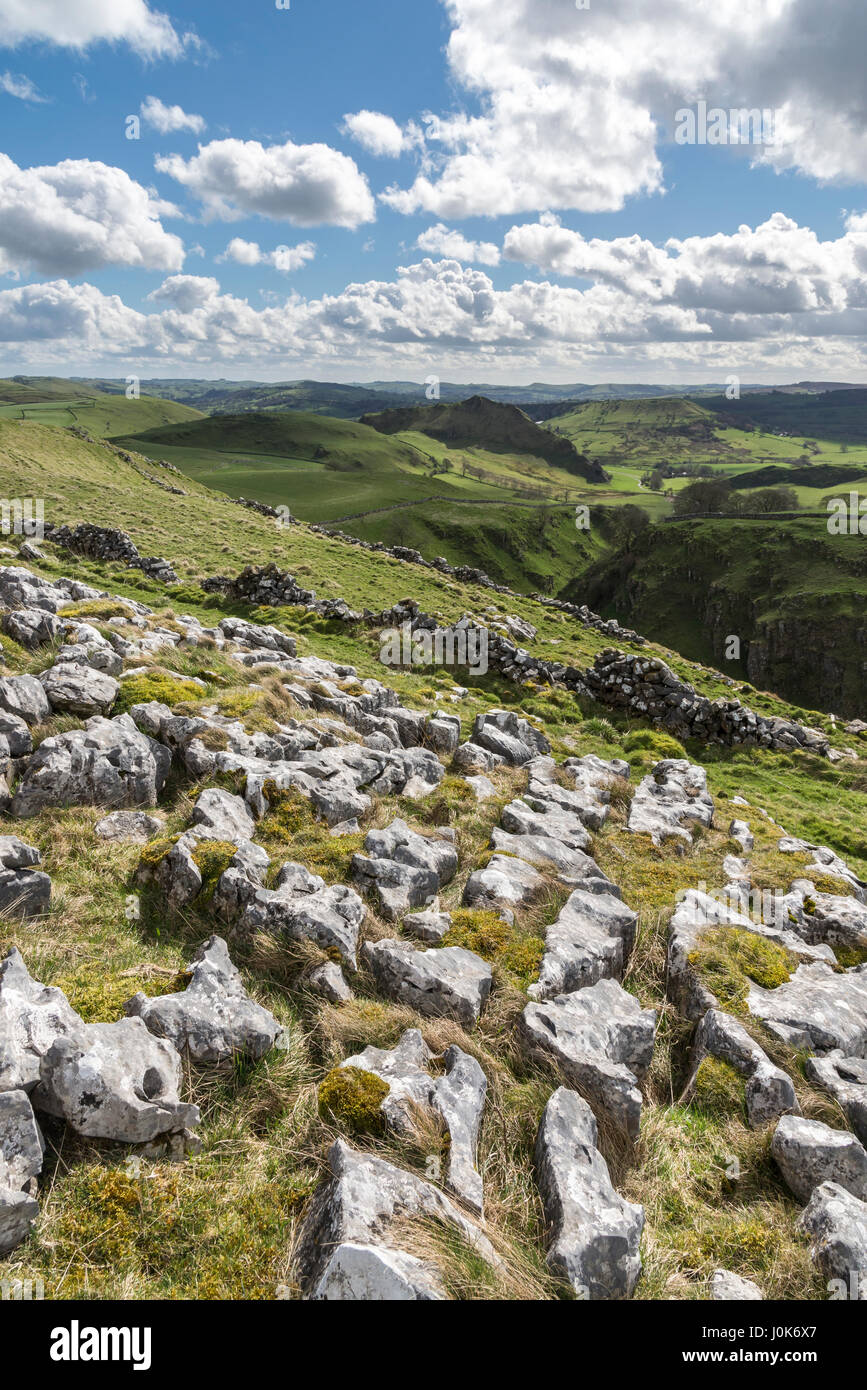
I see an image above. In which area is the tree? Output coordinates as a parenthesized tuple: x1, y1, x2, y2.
(672, 479, 732, 515)
(611, 504, 650, 548)
(648, 469, 664, 491)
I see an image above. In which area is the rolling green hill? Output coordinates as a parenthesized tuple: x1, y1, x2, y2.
(0, 387, 204, 438)
(362, 395, 608, 482)
(701, 387, 867, 444)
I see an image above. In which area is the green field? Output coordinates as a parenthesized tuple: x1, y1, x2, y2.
(0, 387, 204, 438)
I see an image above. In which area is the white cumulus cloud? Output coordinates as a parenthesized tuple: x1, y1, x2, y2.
(141, 96, 205, 135)
(415, 223, 500, 266)
(219, 237, 316, 272)
(0, 0, 190, 58)
(156, 137, 376, 228)
(342, 110, 416, 158)
(0, 154, 184, 276)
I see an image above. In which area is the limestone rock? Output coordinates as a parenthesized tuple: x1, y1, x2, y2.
(363, 938, 492, 1028)
(309, 961, 354, 1004)
(520, 979, 656, 1140)
(471, 709, 550, 765)
(0, 948, 84, 1093)
(798, 1182, 867, 1296)
(0, 1088, 43, 1192)
(685, 1009, 800, 1129)
(95, 810, 165, 844)
(464, 774, 496, 801)
(627, 759, 714, 845)
(402, 908, 451, 943)
(338, 1029, 487, 1212)
(747, 961, 867, 1053)
(462, 853, 545, 911)
(312, 1242, 444, 1301)
(35, 1016, 200, 1143)
(295, 1139, 498, 1298)
(771, 1115, 867, 1204)
(805, 1053, 867, 1147)
(729, 819, 755, 853)
(191, 787, 256, 843)
(711, 1269, 763, 1300)
(11, 714, 170, 818)
(241, 864, 365, 969)
(529, 888, 637, 1000)
(0, 674, 51, 725)
(39, 662, 119, 716)
(352, 819, 458, 920)
(536, 1086, 643, 1299)
(125, 935, 283, 1063)
(501, 798, 592, 852)
(0, 836, 50, 919)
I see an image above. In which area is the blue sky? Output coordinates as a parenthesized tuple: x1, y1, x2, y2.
(1, 0, 866, 383)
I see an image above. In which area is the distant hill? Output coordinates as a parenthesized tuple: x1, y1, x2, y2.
(116, 409, 426, 468)
(699, 388, 867, 444)
(0, 386, 204, 438)
(727, 462, 867, 491)
(361, 395, 608, 482)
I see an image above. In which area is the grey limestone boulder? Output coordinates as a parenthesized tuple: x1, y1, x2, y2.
(627, 759, 714, 845)
(798, 1181, 867, 1296)
(529, 887, 637, 1001)
(0, 835, 50, 918)
(125, 935, 283, 1063)
(241, 862, 365, 969)
(95, 810, 165, 844)
(39, 662, 118, 716)
(535, 1086, 643, 1299)
(771, 1115, 867, 1204)
(0, 948, 84, 1093)
(685, 1009, 800, 1129)
(362, 938, 492, 1028)
(295, 1139, 498, 1299)
(337, 1029, 487, 1212)
(711, 1269, 764, 1300)
(805, 1053, 867, 1147)
(520, 979, 656, 1141)
(35, 1016, 200, 1143)
(11, 714, 170, 818)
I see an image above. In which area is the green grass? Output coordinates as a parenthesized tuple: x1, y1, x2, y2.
(1, 407, 866, 1302)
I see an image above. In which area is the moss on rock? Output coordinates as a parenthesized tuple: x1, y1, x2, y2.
(318, 1065, 389, 1135)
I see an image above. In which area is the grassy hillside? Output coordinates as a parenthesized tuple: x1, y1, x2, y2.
(2, 416, 867, 1305)
(0, 388, 204, 438)
(362, 395, 607, 483)
(117, 409, 618, 591)
(703, 387, 867, 444)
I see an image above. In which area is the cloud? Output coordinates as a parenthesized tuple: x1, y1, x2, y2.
(219, 237, 316, 272)
(342, 110, 417, 157)
(0, 0, 191, 59)
(146, 274, 220, 311)
(503, 212, 866, 320)
(0, 154, 184, 276)
(415, 223, 500, 266)
(0, 70, 45, 102)
(6, 215, 867, 376)
(377, 0, 867, 220)
(156, 137, 375, 228)
(140, 95, 205, 135)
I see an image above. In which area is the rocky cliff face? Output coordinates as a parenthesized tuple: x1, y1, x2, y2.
(574, 520, 867, 718)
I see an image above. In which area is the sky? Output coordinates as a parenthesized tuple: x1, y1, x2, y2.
(1, 0, 867, 384)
